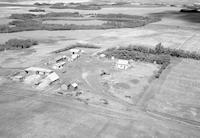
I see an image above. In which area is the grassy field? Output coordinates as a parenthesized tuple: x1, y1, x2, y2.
(143, 59, 200, 122)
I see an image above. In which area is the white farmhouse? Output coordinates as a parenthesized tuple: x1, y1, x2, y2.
(115, 59, 130, 70)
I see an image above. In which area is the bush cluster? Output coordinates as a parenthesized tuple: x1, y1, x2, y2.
(0, 39, 38, 51)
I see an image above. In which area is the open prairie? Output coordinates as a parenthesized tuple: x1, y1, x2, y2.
(1, 2, 200, 138)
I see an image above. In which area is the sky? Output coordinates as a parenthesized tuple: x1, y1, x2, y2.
(0, 0, 91, 4)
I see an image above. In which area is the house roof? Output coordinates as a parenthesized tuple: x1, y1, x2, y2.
(25, 67, 52, 73)
(46, 72, 59, 82)
(116, 59, 129, 65)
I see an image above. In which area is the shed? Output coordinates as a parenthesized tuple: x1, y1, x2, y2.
(99, 54, 106, 58)
(115, 59, 130, 70)
(52, 61, 66, 69)
(67, 83, 78, 91)
(36, 72, 59, 89)
(55, 55, 67, 63)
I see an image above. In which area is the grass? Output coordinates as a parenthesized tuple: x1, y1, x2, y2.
(52, 43, 101, 54)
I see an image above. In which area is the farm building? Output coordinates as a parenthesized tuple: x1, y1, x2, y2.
(52, 61, 66, 69)
(68, 54, 80, 62)
(25, 67, 53, 75)
(70, 49, 81, 54)
(55, 55, 67, 63)
(115, 59, 130, 70)
(99, 54, 106, 58)
(37, 72, 60, 89)
(45, 72, 60, 83)
(67, 83, 78, 91)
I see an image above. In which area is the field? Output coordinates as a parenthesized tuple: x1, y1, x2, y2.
(43, 19, 105, 25)
(1, 2, 200, 138)
(144, 59, 200, 123)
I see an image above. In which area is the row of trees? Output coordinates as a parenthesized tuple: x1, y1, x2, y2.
(126, 43, 200, 60)
(0, 12, 161, 33)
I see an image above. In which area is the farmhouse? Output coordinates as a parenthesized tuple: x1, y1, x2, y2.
(115, 59, 130, 70)
(25, 67, 53, 75)
(52, 61, 66, 69)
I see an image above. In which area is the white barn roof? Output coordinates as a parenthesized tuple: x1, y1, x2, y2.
(25, 67, 52, 73)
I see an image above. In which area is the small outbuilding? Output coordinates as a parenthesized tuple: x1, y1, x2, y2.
(99, 54, 106, 58)
(55, 55, 67, 63)
(52, 61, 66, 70)
(115, 59, 130, 70)
(67, 83, 78, 91)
